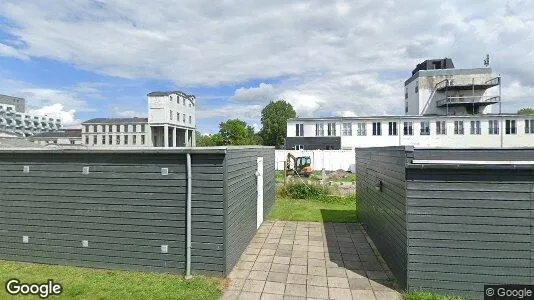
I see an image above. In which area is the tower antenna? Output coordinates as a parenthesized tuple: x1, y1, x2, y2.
(484, 54, 490, 67)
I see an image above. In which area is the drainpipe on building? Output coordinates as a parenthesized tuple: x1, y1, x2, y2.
(185, 153, 192, 279)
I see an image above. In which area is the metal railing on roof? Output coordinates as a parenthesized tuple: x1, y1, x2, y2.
(437, 95, 501, 107)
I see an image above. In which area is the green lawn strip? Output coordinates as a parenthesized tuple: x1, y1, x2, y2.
(0, 260, 224, 300)
(403, 291, 463, 300)
(268, 197, 357, 223)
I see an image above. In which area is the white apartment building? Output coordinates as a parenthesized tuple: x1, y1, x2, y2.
(286, 58, 534, 150)
(82, 118, 150, 147)
(0, 94, 62, 137)
(81, 91, 196, 147)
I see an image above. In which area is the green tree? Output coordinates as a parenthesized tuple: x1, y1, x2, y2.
(219, 119, 259, 145)
(518, 108, 534, 115)
(195, 130, 223, 146)
(260, 100, 296, 149)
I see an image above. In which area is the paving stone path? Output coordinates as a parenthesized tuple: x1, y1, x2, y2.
(222, 220, 401, 300)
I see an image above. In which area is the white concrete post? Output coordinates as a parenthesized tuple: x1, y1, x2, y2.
(192, 129, 196, 147)
(185, 129, 189, 147)
(164, 124, 169, 148)
(172, 127, 177, 148)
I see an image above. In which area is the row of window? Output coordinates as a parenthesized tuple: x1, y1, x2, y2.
(85, 124, 146, 133)
(296, 119, 534, 137)
(169, 95, 194, 107)
(84, 135, 146, 145)
(169, 111, 193, 124)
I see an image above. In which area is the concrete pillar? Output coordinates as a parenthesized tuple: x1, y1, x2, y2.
(192, 130, 196, 147)
(173, 127, 177, 148)
(164, 125, 169, 148)
(184, 129, 189, 147)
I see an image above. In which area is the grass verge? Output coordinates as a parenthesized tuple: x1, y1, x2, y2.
(0, 260, 224, 300)
(268, 196, 357, 223)
(403, 291, 463, 300)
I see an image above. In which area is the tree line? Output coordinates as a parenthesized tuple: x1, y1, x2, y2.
(196, 100, 296, 149)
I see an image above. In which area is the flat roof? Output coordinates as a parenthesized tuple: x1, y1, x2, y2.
(82, 118, 148, 124)
(288, 113, 523, 122)
(404, 67, 493, 86)
(0, 145, 274, 154)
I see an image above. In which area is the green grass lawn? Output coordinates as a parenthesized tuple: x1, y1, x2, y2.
(268, 196, 357, 223)
(0, 260, 224, 300)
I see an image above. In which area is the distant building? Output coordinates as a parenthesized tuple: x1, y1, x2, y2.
(81, 118, 149, 147)
(81, 91, 196, 147)
(0, 94, 62, 137)
(286, 58, 534, 149)
(29, 129, 82, 146)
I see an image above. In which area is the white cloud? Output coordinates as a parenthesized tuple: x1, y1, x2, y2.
(1, 0, 534, 122)
(0, 43, 28, 60)
(28, 103, 78, 126)
(232, 83, 277, 103)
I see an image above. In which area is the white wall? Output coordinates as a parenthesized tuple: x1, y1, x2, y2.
(275, 150, 356, 172)
(148, 93, 195, 129)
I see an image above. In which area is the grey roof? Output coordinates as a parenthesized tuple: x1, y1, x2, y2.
(0, 137, 43, 148)
(30, 129, 82, 139)
(82, 117, 148, 124)
(0, 145, 273, 154)
(147, 91, 195, 99)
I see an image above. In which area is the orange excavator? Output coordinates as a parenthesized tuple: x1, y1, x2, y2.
(286, 153, 313, 177)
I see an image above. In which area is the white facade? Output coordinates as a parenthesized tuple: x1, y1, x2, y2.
(405, 68, 499, 116)
(286, 58, 531, 150)
(148, 91, 196, 147)
(0, 103, 62, 137)
(81, 120, 151, 147)
(81, 90, 197, 148)
(287, 115, 534, 149)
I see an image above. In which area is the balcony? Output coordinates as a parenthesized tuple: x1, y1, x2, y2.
(437, 95, 501, 107)
(435, 77, 500, 92)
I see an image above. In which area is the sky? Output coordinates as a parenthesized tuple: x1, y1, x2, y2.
(0, 0, 533, 134)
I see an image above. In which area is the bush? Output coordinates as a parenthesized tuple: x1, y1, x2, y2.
(279, 183, 329, 200)
(403, 291, 463, 300)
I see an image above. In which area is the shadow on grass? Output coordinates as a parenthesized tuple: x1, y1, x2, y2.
(320, 209, 358, 223)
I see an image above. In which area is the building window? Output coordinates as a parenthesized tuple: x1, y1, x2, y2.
(169, 95, 173, 101)
(436, 121, 446, 135)
(141, 135, 145, 145)
(454, 121, 464, 135)
(403, 122, 413, 135)
(141, 124, 145, 132)
(170, 110, 173, 120)
(183, 114, 186, 122)
(93, 135, 97, 145)
(85, 135, 89, 144)
(92, 125, 97, 133)
(525, 120, 534, 134)
(315, 124, 324, 136)
(505, 120, 516, 134)
(327, 123, 336, 136)
(404, 87, 408, 100)
(133, 135, 137, 145)
(357, 122, 366, 136)
(470, 121, 481, 135)
(103, 125, 106, 133)
(108, 125, 112, 133)
(116, 135, 121, 145)
(296, 124, 304, 136)
(133, 124, 137, 133)
(388, 122, 397, 136)
(189, 116, 192, 124)
(420, 121, 430, 135)
(488, 120, 499, 135)
(372, 122, 381, 136)
(415, 81, 418, 93)
(177, 97, 180, 105)
(70, 140, 75, 145)
(342, 123, 352, 136)
(109, 135, 112, 144)
(405, 101, 408, 113)
(124, 135, 129, 145)
(102, 135, 106, 145)
(294, 145, 304, 150)
(124, 124, 129, 133)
